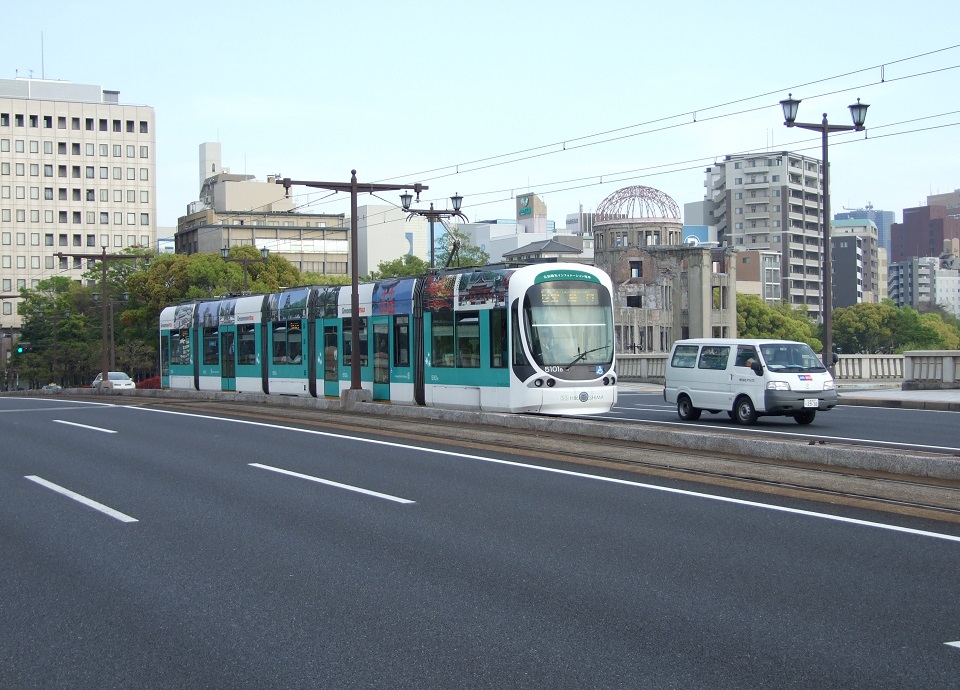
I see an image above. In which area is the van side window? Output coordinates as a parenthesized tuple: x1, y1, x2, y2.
(735, 346, 759, 368)
(671, 345, 699, 369)
(697, 346, 730, 370)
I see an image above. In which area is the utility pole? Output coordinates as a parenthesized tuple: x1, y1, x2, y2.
(277, 171, 427, 392)
(55, 248, 151, 391)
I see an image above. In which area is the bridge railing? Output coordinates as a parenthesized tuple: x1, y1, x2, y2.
(902, 350, 960, 390)
(616, 352, 905, 384)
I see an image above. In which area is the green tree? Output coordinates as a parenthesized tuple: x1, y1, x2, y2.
(435, 225, 489, 268)
(364, 254, 430, 280)
(736, 294, 821, 350)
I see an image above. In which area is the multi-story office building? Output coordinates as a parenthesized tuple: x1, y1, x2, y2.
(701, 151, 825, 320)
(890, 205, 960, 263)
(0, 78, 156, 330)
(176, 143, 349, 276)
(831, 218, 885, 307)
(835, 205, 895, 258)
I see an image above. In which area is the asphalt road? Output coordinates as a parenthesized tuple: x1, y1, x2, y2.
(606, 389, 960, 455)
(2, 397, 960, 688)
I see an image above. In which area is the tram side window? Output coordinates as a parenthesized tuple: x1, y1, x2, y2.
(203, 327, 219, 365)
(237, 324, 256, 365)
(490, 309, 507, 368)
(171, 330, 191, 365)
(160, 335, 170, 375)
(393, 315, 410, 368)
(456, 312, 480, 368)
(273, 321, 303, 364)
(342, 318, 368, 367)
(432, 312, 455, 367)
(511, 301, 529, 367)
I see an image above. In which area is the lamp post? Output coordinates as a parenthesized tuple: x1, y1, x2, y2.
(779, 94, 869, 373)
(399, 193, 468, 268)
(93, 293, 127, 370)
(277, 172, 427, 392)
(221, 246, 270, 292)
(56, 248, 151, 393)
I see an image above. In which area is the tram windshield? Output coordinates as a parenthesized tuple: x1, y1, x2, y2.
(523, 280, 613, 369)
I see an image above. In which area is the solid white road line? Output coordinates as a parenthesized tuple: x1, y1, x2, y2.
(250, 463, 415, 504)
(53, 419, 118, 433)
(946, 641, 960, 649)
(25, 475, 138, 523)
(134, 406, 960, 543)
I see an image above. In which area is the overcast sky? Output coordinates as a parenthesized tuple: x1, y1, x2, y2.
(4, 1, 958, 230)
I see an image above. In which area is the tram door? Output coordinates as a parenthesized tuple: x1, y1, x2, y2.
(221, 331, 236, 391)
(372, 317, 391, 401)
(322, 323, 340, 397)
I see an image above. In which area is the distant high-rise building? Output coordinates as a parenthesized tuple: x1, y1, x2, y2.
(831, 218, 885, 307)
(0, 78, 157, 330)
(890, 205, 960, 263)
(834, 204, 894, 257)
(927, 189, 960, 217)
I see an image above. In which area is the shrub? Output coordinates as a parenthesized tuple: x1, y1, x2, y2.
(137, 376, 162, 389)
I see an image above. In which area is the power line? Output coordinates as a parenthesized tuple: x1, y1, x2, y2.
(372, 45, 960, 184)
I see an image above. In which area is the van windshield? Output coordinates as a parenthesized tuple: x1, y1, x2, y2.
(759, 343, 826, 372)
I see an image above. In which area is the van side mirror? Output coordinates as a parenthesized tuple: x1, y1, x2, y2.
(751, 362, 764, 376)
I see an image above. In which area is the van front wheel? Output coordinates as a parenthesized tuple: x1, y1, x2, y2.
(677, 396, 702, 421)
(733, 396, 758, 425)
(794, 409, 816, 425)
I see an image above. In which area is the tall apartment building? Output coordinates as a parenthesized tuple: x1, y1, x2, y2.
(701, 151, 825, 319)
(834, 205, 895, 258)
(888, 256, 937, 309)
(1, 78, 156, 330)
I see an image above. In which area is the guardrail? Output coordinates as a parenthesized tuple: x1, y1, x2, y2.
(616, 352, 906, 384)
(903, 350, 960, 390)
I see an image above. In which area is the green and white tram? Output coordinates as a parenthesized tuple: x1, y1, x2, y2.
(159, 263, 617, 415)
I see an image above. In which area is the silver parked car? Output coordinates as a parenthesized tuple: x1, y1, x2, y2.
(92, 371, 136, 391)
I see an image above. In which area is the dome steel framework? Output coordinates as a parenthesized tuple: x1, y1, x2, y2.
(595, 186, 680, 221)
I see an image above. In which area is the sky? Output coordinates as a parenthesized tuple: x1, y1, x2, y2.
(3, 1, 958, 231)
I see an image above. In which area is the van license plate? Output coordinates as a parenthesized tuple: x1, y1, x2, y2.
(803, 398, 818, 408)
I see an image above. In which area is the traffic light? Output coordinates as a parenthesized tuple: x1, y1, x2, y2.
(15, 342, 30, 354)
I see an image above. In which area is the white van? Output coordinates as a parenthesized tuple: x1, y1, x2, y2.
(664, 338, 838, 425)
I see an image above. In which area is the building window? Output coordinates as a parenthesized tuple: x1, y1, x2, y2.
(139, 121, 149, 134)
(140, 213, 149, 225)
(140, 168, 149, 181)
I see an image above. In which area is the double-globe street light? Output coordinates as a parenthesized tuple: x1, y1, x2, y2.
(400, 192, 467, 269)
(221, 246, 270, 293)
(779, 93, 869, 373)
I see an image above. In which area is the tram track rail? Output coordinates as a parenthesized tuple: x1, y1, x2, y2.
(119, 395, 960, 526)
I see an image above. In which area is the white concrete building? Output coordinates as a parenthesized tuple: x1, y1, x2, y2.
(700, 151, 826, 320)
(1, 78, 156, 329)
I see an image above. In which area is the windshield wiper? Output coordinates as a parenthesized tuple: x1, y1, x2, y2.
(565, 346, 609, 370)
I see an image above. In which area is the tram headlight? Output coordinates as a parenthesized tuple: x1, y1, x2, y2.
(534, 378, 544, 387)
(603, 377, 610, 385)
(546, 378, 555, 387)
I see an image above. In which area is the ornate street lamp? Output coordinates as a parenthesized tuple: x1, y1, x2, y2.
(400, 192, 468, 268)
(779, 94, 869, 373)
(221, 246, 270, 292)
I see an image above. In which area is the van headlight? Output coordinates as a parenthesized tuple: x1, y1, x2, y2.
(766, 381, 790, 391)
(823, 380, 835, 390)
